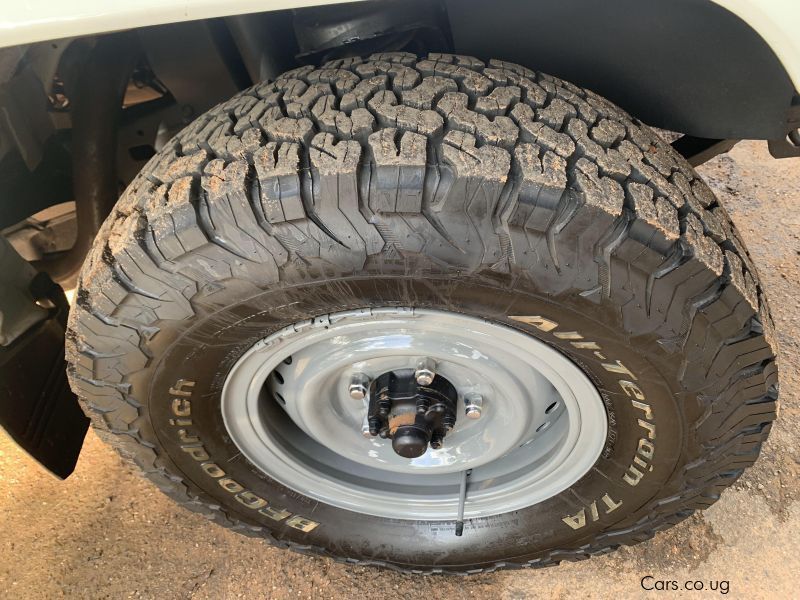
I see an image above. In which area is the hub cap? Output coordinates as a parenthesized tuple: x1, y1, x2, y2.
(221, 308, 607, 520)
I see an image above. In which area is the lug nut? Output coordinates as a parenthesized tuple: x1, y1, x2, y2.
(349, 373, 370, 400)
(415, 358, 436, 386)
(464, 393, 483, 420)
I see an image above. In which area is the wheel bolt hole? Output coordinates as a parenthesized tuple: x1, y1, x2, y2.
(536, 421, 550, 433)
(273, 371, 285, 385)
(283, 355, 293, 365)
(545, 401, 558, 414)
(274, 392, 286, 406)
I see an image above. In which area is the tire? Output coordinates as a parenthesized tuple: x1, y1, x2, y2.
(66, 52, 778, 573)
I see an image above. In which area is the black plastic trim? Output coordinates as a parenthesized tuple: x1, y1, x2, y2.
(0, 275, 89, 479)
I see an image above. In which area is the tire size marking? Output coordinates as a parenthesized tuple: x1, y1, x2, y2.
(510, 315, 659, 529)
(166, 378, 320, 533)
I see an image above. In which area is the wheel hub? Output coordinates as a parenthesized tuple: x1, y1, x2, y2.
(365, 368, 459, 458)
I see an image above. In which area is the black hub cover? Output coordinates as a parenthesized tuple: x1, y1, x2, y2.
(367, 369, 458, 458)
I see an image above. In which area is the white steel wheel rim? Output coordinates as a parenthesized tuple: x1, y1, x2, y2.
(221, 308, 607, 520)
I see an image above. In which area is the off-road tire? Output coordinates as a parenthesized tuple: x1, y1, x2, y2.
(66, 52, 778, 573)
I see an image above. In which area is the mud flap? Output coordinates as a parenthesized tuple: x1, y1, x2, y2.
(0, 275, 89, 478)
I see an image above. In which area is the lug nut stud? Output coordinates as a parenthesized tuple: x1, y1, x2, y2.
(349, 373, 370, 400)
(415, 357, 436, 386)
(464, 392, 483, 420)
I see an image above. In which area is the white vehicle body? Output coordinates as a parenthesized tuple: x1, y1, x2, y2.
(1, 0, 799, 90)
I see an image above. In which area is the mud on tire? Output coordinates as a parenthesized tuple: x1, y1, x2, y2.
(66, 52, 778, 573)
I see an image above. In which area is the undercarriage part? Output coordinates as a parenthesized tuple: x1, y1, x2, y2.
(116, 94, 182, 186)
(292, 0, 451, 63)
(768, 131, 800, 158)
(33, 33, 140, 286)
(0, 52, 72, 230)
(768, 101, 800, 159)
(0, 135, 72, 232)
(4, 202, 76, 262)
(367, 368, 459, 458)
(139, 20, 250, 119)
(226, 12, 299, 84)
(0, 236, 88, 478)
(671, 136, 739, 166)
(0, 236, 48, 346)
(0, 65, 55, 171)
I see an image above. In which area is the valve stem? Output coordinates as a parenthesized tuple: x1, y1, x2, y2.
(455, 468, 471, 536)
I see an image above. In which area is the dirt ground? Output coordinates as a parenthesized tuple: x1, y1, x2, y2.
(1, 140, 798, 599)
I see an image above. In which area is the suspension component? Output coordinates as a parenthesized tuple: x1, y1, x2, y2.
(366, 368, 458, 458)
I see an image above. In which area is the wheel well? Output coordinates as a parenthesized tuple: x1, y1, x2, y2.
(445, 0, 796, 140)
